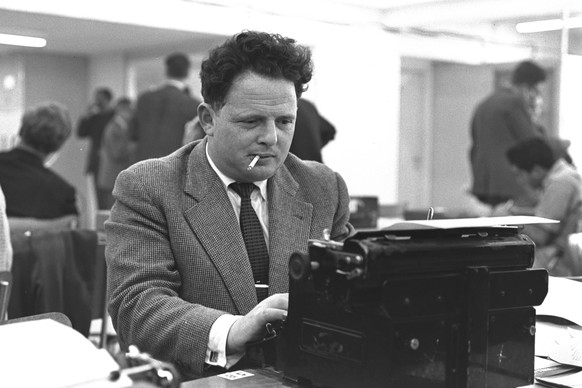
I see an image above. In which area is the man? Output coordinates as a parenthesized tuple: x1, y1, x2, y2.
(289, 98, 336, 163)
(130, 52, 200, 162)
(77, 87, 115, 208)
(0, 102, 78, 219)
(98, 97, 135, 209)
(469, 60, 546, 207)
(504, 137, 582, 276)
(106, 31, 353, 380)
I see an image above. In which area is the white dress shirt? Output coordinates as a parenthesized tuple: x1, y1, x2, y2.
(204, 145, 268, 368)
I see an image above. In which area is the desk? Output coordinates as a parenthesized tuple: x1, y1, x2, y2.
(181, 368, 292, 388)
(180, 368, 550, 388)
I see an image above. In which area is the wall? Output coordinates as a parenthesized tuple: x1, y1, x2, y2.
(313, 28, 401, 205)
(0, 54, 24, 150)
(88, 53, 127, 100)
(431, 62, 492, 210)
(559, 55, 582, 168)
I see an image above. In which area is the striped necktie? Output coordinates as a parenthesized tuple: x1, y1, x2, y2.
(230, 182, 269, 301)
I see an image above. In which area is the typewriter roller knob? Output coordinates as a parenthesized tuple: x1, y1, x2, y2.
(289, 252, 312, 281)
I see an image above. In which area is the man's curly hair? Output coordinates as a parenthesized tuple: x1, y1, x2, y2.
(200, 30, 313, 109)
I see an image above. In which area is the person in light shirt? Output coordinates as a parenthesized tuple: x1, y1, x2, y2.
(496, 137, 582, 276)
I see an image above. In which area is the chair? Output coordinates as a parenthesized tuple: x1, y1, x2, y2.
(0, 271, 12, 322)
(80, 174, 110, 230)
(349, 196, 379, 229)
(90, 235, 112, 348)
(0, 311, 72, 327)
(8, 228, 100, 337)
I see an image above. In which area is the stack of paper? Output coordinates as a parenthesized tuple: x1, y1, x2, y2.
(535, 277, 582, 387)
(0, 318, 131, 387)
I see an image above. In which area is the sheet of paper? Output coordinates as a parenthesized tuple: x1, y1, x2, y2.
(536, 277, 582, 327)
(536, 369, 582, 387)
(549, 336, 582, 368)
(0, 319, 131, 387)
(535, 356, 580, 378)
(383, 215, 558, 231)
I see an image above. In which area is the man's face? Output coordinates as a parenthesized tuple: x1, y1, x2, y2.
(521, 84, 543, 114)
(511, 165, 544, 190)
(95, 92, 110, 110)
(201, 72, 297, 183)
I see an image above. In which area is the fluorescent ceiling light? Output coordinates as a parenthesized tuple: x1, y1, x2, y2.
(0, 32, 46, 48)
(516, 16, 582, 33)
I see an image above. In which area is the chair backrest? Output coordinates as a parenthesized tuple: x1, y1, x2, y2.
(0, 271, 12, 321)
(0, 311, 72, 327)
(8, 215, 78, 234)
(85, 173, 98, 230)
(8, 228, 98, 337)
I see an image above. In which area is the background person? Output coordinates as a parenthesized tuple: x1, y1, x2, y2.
(0, 102, 78, 219)
(97, 97, 135, 209)
(77, 87, 115, 209)
(289, 98, 336, 163)
(499, 137, 582, 276)
(106, 30, 353, 380)
(129, 52, 200, 162)
(469, 60, 547, 207)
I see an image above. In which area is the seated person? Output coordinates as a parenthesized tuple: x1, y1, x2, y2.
(500, 137, 582, 276)
(0, 102, 78, 220)
(105, 30, 353, 380)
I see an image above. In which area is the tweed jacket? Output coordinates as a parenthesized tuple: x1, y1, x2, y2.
(105, 138, 352, 379)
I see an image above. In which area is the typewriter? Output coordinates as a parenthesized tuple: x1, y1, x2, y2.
(276, 222, 548, 388)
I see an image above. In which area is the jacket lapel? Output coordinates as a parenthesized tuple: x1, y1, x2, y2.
(183, 140, 257, 314)
(267, 164, 313, 294)
(182, 142, 313, 310)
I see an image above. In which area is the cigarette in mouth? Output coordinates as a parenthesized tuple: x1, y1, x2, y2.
(247, 155, 260, 170)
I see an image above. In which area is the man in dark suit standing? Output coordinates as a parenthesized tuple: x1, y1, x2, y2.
(469, 60, 546, 207)
(130, 52, 200, 162)
(77, 87, 115, 209)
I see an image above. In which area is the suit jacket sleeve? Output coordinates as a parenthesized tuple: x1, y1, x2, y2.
(331, 171, 354, 240)
(77, 115, 93, 137)
(505, 98, 536, 141)
(105, 167, 226, 378)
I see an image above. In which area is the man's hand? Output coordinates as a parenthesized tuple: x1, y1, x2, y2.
(226, 293, 288, 355)
(490, 200, 514, 216)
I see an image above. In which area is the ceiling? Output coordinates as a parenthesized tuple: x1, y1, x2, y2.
(0, 0, 580, 58)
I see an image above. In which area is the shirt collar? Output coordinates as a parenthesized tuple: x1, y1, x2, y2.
(205, 144, 268, 200)
(166, 79, 188, 91)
